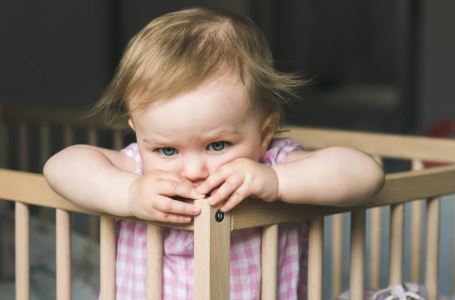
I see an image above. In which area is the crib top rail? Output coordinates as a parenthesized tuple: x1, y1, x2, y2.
(231, 163, 455, 229)
(288, 126, 455, 162)
(2, 162, 455, 231)
(0, 168, 193, 230)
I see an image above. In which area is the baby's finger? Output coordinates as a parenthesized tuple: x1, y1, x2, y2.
(157, 179, 204, 199)
(220, 185, 248, 213)
(154, 195, 201, 216)
(154, 211, 193, 224)
(207, 176, 242, 206)
(196, 171, 228, 195)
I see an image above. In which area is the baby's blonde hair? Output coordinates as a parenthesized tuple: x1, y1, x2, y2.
(95, 7, 303, 124)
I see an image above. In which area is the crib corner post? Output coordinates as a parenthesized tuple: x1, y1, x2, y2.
(193, 199, 231, 300)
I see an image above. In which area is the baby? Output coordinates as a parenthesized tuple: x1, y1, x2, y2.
(44, 7, 384, 299)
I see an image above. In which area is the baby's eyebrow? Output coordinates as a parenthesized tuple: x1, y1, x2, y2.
(204, 129, 240, 138)
(142, 134, 173, 144)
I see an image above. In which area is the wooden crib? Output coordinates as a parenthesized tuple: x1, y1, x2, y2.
(1, 103, 455, 300)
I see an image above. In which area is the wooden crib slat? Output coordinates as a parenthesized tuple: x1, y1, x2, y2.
(349, 210, 365, 300)
(194, 199, 230, 300)
(100, 216, 116, 300)
(425, 197, 440, 300)
(0, 121, 7, 168)
(87, 127, 99, 241)
(40, 123, 51, 168)
(308, 216, 324, 300)
(18, 121, 28, 171)
(39, 123, 52, 231)
(369, 207, 382, 288)
(147, 224, 163, 300)
(388, 204, 404, 284)
(331, 214, 343, 299)
(370, 155, 383, 288)
(15, 202, 30, 300)
(87, 127, 97, 146)
(113, 129, 123, 150)
(410, 159, 424, 282)
(56, 209, 71, 300)
(288, 126, 455, 162)
(261, 224, 278, 300)
(63, 125, 74, 147)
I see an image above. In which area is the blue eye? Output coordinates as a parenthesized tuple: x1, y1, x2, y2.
(209, 141, 226, 152)
(159, 147, 178, 156)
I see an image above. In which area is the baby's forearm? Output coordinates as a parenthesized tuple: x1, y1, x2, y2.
(272, 147, 385, 206)
(43, 145, 135, 216)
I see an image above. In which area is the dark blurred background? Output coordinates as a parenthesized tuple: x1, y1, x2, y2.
(0, 0, 454, 133)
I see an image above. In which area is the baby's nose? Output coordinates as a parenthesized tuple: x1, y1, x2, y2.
(181, 155, 209, 183)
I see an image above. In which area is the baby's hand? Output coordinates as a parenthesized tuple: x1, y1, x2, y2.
(128, 170, 204, 223)
(196, 158, 279, 213)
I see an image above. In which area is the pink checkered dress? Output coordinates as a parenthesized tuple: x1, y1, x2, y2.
(116, 138, 309, 299)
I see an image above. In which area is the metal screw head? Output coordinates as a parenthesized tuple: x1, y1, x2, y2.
(215, 209, 224, 222)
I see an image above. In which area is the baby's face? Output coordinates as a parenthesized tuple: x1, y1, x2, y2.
(129, 72, 273, 186)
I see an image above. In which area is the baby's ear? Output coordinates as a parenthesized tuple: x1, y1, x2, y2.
(260, 114, 278, 151)
(128, 119, 136, 131)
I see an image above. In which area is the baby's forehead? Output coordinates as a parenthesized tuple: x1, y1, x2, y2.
(128, 71, 253, 115)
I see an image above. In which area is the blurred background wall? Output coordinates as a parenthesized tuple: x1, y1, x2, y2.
(1, 0, 454, 134)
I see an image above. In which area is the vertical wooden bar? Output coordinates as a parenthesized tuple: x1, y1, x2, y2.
(39, 123, 52, 228)
(0, 121, 8, 280)
(425, 197, 440, 300)
(331, 213, 343, 298)
(113, 129, 123, 150)
(308, 217, 324, 300)
(87, 127, 99, 240)
(15, 202, 30, 300)
(63, 125, 74, 147)
(369, 207, 382, 288)
(87, 127, 98, 146)
(147, 224, 163, 300)
(194, 200, 230, 300)
(18, 122, 28, 171)
(261, 224, 278, 300)
(100, 216, 116, 300)
(410, 159, 424, 282)
(40, 123, 51, 169)
(56, 209, 71, 300)
(349, 210, 365, 300)
(0, 121, 7, 167)
(388, 203, 404, 284)
(369, 156, 383, 288)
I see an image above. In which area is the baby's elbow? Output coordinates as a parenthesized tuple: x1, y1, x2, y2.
(371, 164, 385, 195)
(353, 162, 385, 205)
(43, 145, 81, 180)
(43, 151, 64, 183)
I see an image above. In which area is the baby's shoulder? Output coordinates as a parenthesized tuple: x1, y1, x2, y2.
(268, 137, 303, 151)
(120, 143, 142, 174)
(262, 137, 304, 165)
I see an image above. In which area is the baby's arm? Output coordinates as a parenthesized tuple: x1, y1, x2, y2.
(197, 146, 384, 212)
(44, 145, 136, 216)
(272, 147, 385, 206)
(44, 145, 202, 223)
